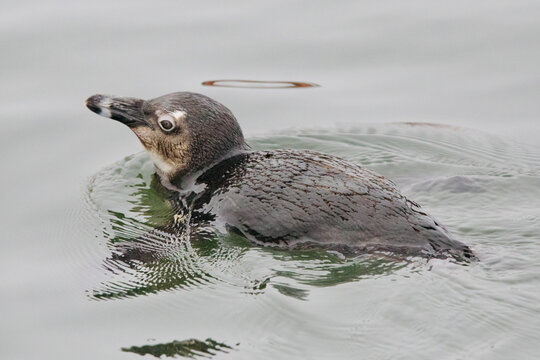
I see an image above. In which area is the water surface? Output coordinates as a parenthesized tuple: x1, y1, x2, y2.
(2, 1, 540, 359)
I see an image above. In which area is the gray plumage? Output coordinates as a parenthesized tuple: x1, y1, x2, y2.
(187, 149, 473, 260)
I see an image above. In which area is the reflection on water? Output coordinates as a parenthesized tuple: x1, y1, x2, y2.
(88, 200, 407, 301)
(122, 338, 234, 359)
(201, 79, 319, 89)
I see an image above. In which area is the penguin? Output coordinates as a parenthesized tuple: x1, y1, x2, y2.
(86, 92, 474, 261)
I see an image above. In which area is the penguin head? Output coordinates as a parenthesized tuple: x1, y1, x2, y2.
(86, 92, 248, 181)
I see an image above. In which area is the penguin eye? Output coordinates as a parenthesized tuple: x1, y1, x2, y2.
(158, 116, 175, 132)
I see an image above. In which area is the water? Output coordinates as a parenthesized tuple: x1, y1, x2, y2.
(2, 1, 540, 359)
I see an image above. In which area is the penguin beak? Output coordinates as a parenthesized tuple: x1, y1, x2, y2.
(85, 94, 150, 128)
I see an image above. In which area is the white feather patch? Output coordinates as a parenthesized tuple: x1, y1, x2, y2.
(148, 150, 176, 175)
(170, 110, 187, 121)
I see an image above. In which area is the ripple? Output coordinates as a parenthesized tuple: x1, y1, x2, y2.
(81, 124, 540, 316)
(408, 176, 487, 194)
(201, 79, 319, 89)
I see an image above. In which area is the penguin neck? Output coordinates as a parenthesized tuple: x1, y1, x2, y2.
(153, 142, 251, 192)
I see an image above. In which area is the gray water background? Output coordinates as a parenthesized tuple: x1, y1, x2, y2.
(1, 1, 540, 359)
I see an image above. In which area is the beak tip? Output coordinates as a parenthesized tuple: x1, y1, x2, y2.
(85, 94, 111, 117)
(85, 93, 100, 106)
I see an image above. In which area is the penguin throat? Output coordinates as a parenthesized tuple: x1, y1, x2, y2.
(147, 150, 182, 180)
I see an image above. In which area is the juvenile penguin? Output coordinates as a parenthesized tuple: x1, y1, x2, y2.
(86, 92, 474, 261)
